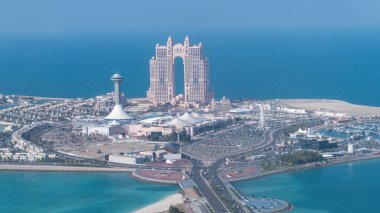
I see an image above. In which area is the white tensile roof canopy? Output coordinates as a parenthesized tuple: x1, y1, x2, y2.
(105, 105, 133, 120)
(191, 113, 206, 122)
(108, 120, 121, 126)
(165, 118, 191, 128)
(179, 112, 200, 124)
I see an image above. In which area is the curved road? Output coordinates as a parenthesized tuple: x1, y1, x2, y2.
(184, 127, 282, 213)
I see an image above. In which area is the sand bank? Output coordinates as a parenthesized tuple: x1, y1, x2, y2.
(133, 193, 183, 213)
(279, 99, 380, 117)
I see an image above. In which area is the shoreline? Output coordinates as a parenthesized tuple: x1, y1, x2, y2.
(1, 154, 380, 213)
(0, 164, 135, 173)
(0, 164, 185, 213)
(18, 95, 74, 101)
(132, 193, 183, 213)
(226, 155, 380, 213)
(130, 170, 179, 185)
(229, 154, 380, 183)
(0, 164, 183, 213)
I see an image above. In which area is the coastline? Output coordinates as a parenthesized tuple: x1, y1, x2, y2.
(0, 164, 135, 173)
(229, 154, 380, 183)
(132, 193, 183, 213)
(2, 155, 378, 213)
(130, 170, 179, 185)
(18, 95, 74, 101)
(224, 155, 380, 213)
(0, 165, 185, 213)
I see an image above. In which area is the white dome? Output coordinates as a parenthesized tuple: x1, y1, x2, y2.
(105, 105, 133, 120)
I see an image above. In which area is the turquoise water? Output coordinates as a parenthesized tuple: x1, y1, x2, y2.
(234, 159, 380, 213)
(0, 171, 178, 213)
(1, 30, 380, 212)
(1, 31, 380, 106)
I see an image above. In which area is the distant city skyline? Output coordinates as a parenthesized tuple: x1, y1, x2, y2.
(0, 0, 380, 35)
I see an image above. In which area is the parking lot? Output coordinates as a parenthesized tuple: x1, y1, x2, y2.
(182, 125, 264, 161)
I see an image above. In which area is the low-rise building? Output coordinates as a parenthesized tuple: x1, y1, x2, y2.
(155, 150, 168, 159)
(82, 123, 127, 137)
(0, 122, 14, 132)
(276, 107, 306, 114)
(315, 111, 347, 118)
(299, 138, 338, 150)
(211, 97, 231, 110)
(127, 124, 173, 138)
(163, 153, 182, 164)
(107, 153, 146, 165)
(95, 92, 127, 112)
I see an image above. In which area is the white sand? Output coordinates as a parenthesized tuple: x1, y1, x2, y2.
(279, 99, 380, 117)
(133, 193, 183, 213)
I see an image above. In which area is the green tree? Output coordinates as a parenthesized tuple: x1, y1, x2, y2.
(169, 205, 184, 213)
(280, 151, 323, 165)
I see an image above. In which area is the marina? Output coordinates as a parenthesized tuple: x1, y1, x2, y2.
(319, 122, 380, 140)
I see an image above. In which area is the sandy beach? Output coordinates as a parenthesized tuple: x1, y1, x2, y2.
(279, 99, 380, 117)
(133, 193, 183, 213)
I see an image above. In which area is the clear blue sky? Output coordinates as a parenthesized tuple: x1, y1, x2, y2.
(0, 0, 379, 35)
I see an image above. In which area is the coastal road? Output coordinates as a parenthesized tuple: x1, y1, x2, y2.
(205, 128, 281, 212)
(191, 160, 230, 213)
(184, 127, 283, 213)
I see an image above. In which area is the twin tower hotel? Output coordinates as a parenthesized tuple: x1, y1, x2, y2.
(146, 36, 213, 104)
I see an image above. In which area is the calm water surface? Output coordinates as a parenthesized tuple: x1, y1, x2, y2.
(234, 158, 380, 213)
(1, 30, 380, 106)
(0, 171, 178, 213)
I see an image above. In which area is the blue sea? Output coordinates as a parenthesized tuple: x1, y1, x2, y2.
(0, 171, 178, 213)
(0, 30, 380, 106)
(234, 158, 380, 213)
(1, 30, 380, 212)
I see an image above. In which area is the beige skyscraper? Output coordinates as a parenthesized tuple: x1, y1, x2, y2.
(147, 36, 213, 103)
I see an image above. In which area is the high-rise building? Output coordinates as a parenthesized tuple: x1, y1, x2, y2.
(348, 143, 354, 154)
(147, 36, 213, 103)
(211, 97, 231, 110)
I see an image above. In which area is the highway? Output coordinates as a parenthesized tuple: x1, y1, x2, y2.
(206, 130, 277, 212)
(184, 127, 283, 213)
(191, 159, 229, 212)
